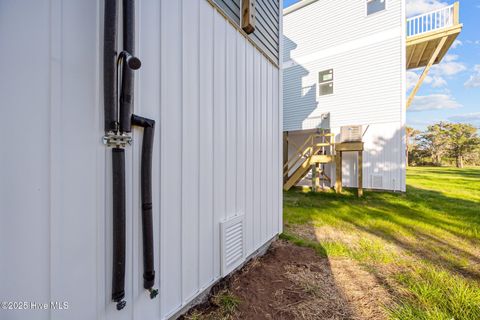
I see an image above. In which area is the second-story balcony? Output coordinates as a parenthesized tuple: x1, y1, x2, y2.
(406, 2, 462, 69)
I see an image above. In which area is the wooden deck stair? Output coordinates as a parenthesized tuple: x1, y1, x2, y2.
(283, 133, 334, 191)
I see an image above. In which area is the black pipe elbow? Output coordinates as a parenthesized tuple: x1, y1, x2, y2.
(126, 55, 141, 70)
(118, 51, 141, 70)
(119, 50, 141, 133)
(131, 114, 155, 128)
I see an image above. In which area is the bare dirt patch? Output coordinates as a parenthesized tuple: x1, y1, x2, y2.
(183, 240, 392, 320)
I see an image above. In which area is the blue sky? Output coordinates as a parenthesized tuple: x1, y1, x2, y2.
(283, 0, 480, 130)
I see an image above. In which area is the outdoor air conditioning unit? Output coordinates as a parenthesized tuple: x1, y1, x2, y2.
(340, 125, 363, 142)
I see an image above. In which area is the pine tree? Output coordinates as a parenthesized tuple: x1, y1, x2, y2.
(443, 123, 480, 168)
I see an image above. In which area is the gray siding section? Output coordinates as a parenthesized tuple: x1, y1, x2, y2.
(251, 0, 280, 62)
(214, 0, 241, 24)
(214, 0, 280, 63)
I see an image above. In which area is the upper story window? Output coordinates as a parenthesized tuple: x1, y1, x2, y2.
(318, 69, 333, 96)
(367, 0, 386, 16)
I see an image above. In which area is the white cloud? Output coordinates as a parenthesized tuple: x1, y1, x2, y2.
(407, 118, 441, 127)
(443, 54, 458, 62)
(449, 113, 480, 121)
(451, 40, 463, 49)
(406, 0, 448, 17)
(465, 65, 480, 88)
(449, 112, 480, 126)
(409, 94, 462, 111)
(406, 71, 420, 91)
(407, 55, 466, 91)
(430, 55, 467, 76)
(432, 62, 467, 76)
(428, 76, 447, 88)
(406, 72, 448, 91)
(407, 71, 448, 91)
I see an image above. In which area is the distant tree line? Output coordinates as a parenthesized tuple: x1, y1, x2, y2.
(407, 122, 480, 168)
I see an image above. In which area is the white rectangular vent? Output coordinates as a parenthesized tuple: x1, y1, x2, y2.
(220, 215, 245, 277)
(371, 175, 383, 189)
(340, 125, 363, 142)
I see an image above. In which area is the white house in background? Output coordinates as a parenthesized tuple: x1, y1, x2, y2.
(0, 0, 282, 319)
(282, 0, 461, 192)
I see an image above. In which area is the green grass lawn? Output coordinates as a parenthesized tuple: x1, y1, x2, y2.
(282, 167, 480, 320)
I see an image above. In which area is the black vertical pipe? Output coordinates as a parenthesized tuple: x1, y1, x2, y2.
(112, 148, 126, 310)
(105, 0, 126, 310)
(141, 126, 155, 290)
(131, 115, 156, 294)
(106, 0, 157, 307)
(120, 0, 135, 133)
(104, 0, 118, 132)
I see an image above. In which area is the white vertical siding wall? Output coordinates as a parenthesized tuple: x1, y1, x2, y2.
(1, 2, 102, 320)
(0, 0, 282, 319)
(331, 123, 406, 192)
(283, 0, 405, 191)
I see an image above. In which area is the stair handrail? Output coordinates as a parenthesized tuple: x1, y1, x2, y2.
(284, 132, 335, 178)
(283, 134, 313, 171)
(284, 146, 313, 177)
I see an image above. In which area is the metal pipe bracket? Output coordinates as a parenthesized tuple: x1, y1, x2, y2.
(103, 131, 132, 148)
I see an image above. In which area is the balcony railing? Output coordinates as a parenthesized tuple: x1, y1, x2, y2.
(407, 3, 459, 38)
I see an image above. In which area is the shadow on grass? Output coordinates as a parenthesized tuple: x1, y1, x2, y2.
(283, 185, 480, 280)
(279, 231, 387, 319)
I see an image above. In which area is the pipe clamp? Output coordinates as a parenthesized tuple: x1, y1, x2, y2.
(103, 132, 132, 148)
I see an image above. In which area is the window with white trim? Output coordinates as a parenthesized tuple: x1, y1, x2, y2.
(367, 0, 386, 15)
(318, 69, 333, 96)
